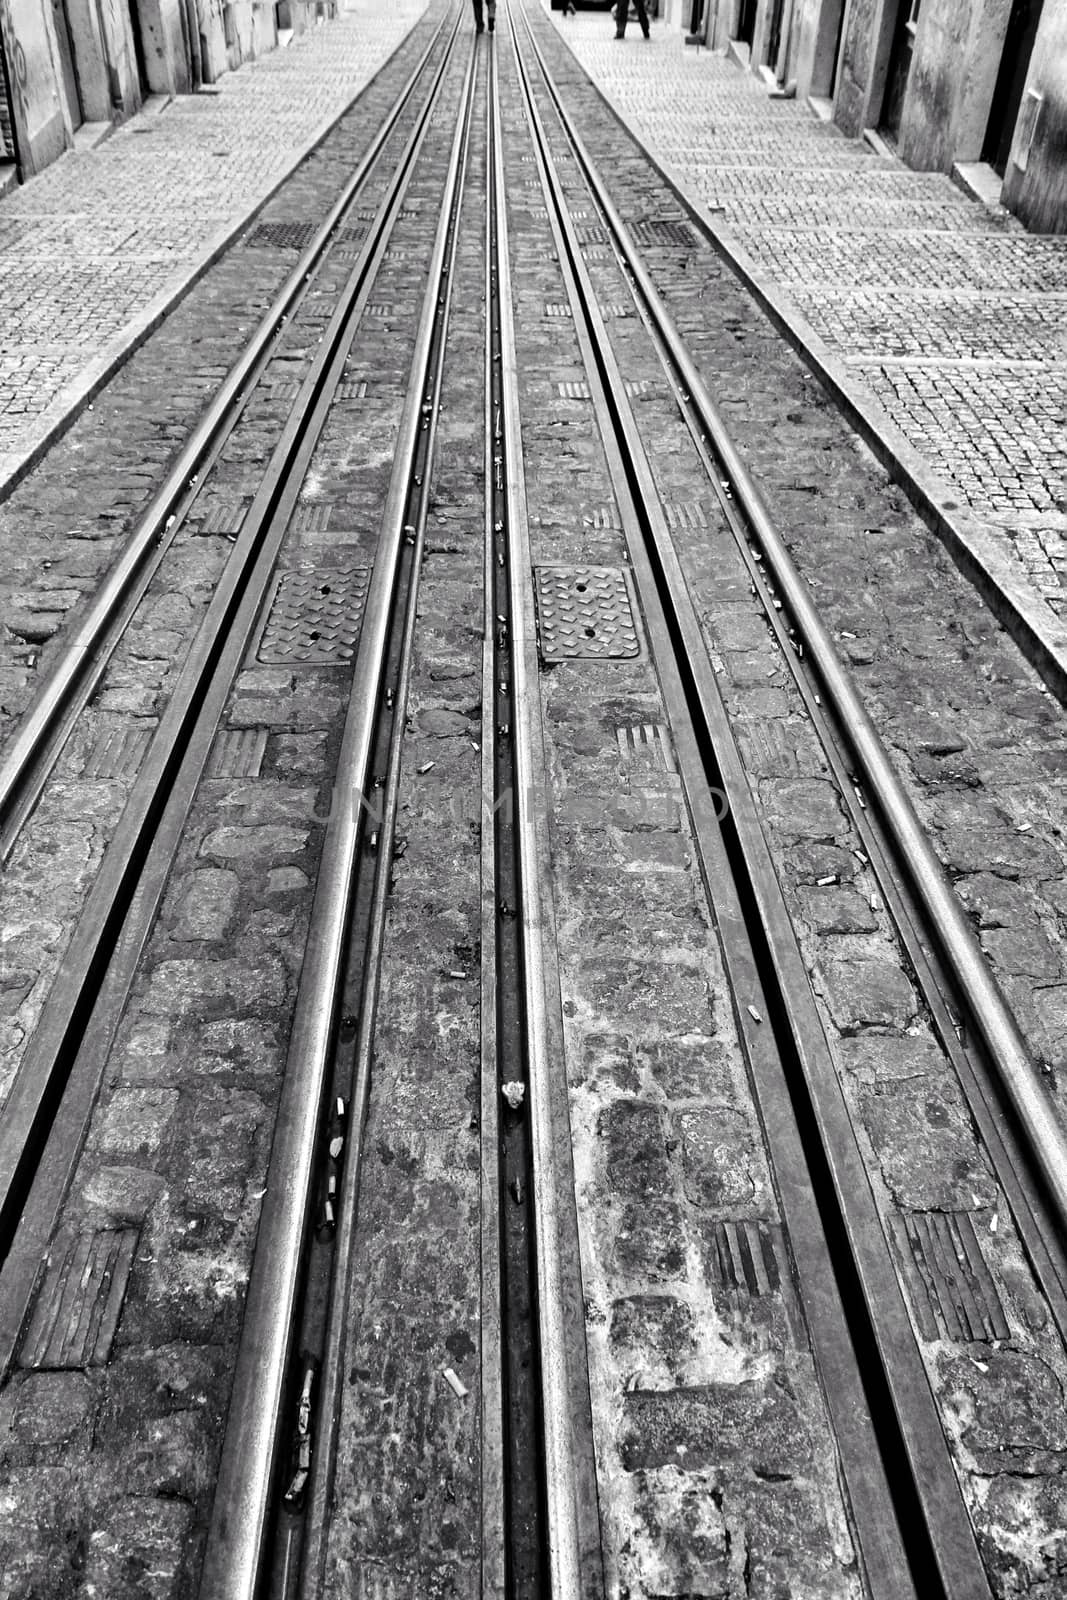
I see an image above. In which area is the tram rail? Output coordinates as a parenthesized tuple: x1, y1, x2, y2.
(0, 4, 1064, 1597)
(0, 1, 468, 1369)
(0, 6, 456, 863)
(496, 2, 1066, 1593)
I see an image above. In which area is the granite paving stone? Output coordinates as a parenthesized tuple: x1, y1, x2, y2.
(0, 0, 431, 484)
(549, 10, 1067, 681)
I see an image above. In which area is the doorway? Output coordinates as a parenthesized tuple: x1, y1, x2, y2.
(881, 0, 920, 141)
(736, 0, 757, 45)
(766, 0, 786, 70)
(50, 0, 83, 130)
(982, 0, 1043, 174)
(125, 0, 151, 95)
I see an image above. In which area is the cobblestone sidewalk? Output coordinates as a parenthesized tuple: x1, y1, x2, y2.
(0, 0, 430, 492)
(547, 6, 1067, 686)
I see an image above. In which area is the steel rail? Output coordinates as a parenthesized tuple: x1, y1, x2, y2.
(510, 13, 994, 1598)
(490, 26, 587, 1599)
(197, 36, 480, 1600)
(0, 9, 465, 1362)
(518, 0, 1067, 1287)
(667, 398, 1067, 1342)
(0, 4, 452, 841)
(479, 49, 507, 1582)
(290, 43, 481, 1600)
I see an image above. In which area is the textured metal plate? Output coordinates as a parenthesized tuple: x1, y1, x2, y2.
(535, 566, 640, 661)
(196, 497, 248, 537)
(632, 218, 696, 248)
(245, 220, 318, 251)
(207, 727, 268, 779)
(665, 501, 710, 530)
(257, 560, 370, 665)
(20, 1228, 137, 1369)
(888, 1211, 1010, 1342)
(616, 723, 677, 773)
(83, 723, 154, 780)
(708, 1220, 803, 1338)
(291, 502, 332, 535)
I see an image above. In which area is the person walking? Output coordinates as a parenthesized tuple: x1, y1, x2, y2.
(473, 0, 496, 31)
(614, 0, 649, 39)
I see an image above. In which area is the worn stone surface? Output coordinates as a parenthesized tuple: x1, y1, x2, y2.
(0, 14, 460, 1593)
(506, 27, 864, 1590)
(5, 5, 1067, 1596)
(521, 11, 1067, 1590)
(320, 51, 487, 1596)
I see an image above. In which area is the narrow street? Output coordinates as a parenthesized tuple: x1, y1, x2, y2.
(0, 2, 1065, 1597)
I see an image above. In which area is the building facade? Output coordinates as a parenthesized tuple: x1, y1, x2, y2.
(698, 0, 1066, 233)
(0, 0, 328, 179)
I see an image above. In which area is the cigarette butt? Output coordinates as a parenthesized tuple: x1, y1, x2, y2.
(443, 1367, 468, 1398)
(746, 1004, 762, 1023)
(418, 761, 435, 774)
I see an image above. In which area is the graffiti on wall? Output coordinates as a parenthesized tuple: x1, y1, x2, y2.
(0, 0, 32, 154)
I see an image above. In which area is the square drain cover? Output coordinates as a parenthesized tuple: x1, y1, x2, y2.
(535, 566, 640, 661)
(257, 561, 370, 665)
(632, 218, 696, 248)
(245, 220, 318, 250)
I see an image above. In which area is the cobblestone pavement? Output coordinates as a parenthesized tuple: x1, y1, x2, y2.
(2, 6, 1067, 1595)
(0, 0, 430, 490)
(547, 8, 1067, 675)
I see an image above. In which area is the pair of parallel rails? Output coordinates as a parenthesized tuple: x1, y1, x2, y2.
(0, 2, 1063, 1595)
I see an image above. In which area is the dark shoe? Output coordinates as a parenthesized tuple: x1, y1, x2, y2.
(488, 15, 494, 27)
(614, 31, 625, 38)
(642, 28, 649, 36)
(475, 19, 484, 29)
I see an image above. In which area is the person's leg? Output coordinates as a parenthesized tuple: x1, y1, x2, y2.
(473, 0, 483, 29)
(634, 0, 650, 36)
(487, 0, 495, 29)
(613, 0, 626, 36)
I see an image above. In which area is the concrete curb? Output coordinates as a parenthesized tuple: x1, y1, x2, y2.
(0, 7, 434, 510)
(542, 13, 1067, 703)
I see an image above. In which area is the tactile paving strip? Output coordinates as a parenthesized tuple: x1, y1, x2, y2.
(534, 566, 641, 661)
(257, 561, 370, 665)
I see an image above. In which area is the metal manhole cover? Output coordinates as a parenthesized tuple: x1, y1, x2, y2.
(535, 566, 641, 661)
(632, 218, 696, 248)
(245, 220, 319, 250)
(257, 563, 371, 665)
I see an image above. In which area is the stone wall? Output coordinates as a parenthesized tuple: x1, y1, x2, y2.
(897, 0, 1010, 170)
(0, 0, 70, 173)
(1002, 3, 1067, 235)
